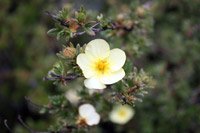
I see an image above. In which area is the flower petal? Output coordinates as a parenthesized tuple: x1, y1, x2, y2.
(65, 90, 80, 105)
(82, 69, 95, 78)
(84, 77, 106, 89)
(86, 112, 100, 126)
(100, 69, 125, 85)
(85, 39, 110, 59)
(109, 48, 126, 71)
(76, 53, 94, 78)
(76, 53, 91, 70)
(79, 104, 96, 118)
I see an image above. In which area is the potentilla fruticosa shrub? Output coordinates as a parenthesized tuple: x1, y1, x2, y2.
(12, 2, 155, 132)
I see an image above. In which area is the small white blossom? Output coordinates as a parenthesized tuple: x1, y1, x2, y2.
(65, 90, 80, 105)
(78, 103, 100, 126)
(76, 39, 126, 89)
(97, 13, 103, 21)
(109, 105, 134, 125)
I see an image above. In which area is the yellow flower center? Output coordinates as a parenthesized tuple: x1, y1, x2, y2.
(94, 59, 110, 75)
(118, 109, 126, 118)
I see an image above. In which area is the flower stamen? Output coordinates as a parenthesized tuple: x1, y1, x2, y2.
(94, 59, 110, 75)
(118, 109, 126, 117)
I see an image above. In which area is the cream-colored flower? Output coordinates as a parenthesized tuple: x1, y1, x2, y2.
(65, 90, 80, 105)
(109, 105, 134, 125)
(76, 39, 126, 89)
(77, 103, 100, 126)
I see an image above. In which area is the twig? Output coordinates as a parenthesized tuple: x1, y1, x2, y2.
(73, 22, 100, 37)
(4, 120, 13, 133)
(25, 96, 44, 111)
(18, 115, 34, 133)
(44, 72, 80, 82)
(45, 11, 69, 27)
(91, 22, 100, 28)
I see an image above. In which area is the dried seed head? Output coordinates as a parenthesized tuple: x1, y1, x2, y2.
(124, 20, 134, 30)
(136, 7, 145, 17)
(66, 18, 79, 32)
(62, 47, 76, 58)
(76, 117, 87, 127)
(117, 13, 125, 22)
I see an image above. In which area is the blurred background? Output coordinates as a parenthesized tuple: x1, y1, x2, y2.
(0, 0, 200, 132)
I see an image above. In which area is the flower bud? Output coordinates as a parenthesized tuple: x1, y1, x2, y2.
(62, 47, 76, 58)
(97, 14, 103, 21)
(136, 7, 145, 18)
(68, 19, 79, 32)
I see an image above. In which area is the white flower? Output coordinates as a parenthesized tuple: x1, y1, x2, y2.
(76, 39, 126, 89)
(78, 103, 100, 126)
(109, 105, 134, 125)
(65, 90, 80, 105)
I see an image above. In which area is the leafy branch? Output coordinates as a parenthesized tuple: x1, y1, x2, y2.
(46, 6, 135, 41)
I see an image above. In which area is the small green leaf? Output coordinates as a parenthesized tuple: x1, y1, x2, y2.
(47, 28, 59, 35)
(75, 6, 87, 23)
(39, 107, 47, 114)
(84, 27, 95, 36)
(49, 95, 66, 107)
(58, 8, 69, 20)
(56, 30, 65, 40)
(51, 61, 65, 75)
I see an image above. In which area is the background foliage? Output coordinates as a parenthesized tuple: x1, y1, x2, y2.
(0, 0, 200, 133)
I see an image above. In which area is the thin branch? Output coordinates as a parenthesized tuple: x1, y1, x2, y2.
(44, 72, 80, 82)
(4, 120, 13, 133)
(73, 31, 86, 36)
(45, 11, 69, 27)
(25, 96, 44, 110)
(91, 22, 100, 28)
(73, 22, 100, 37)
(18, 115, 34, 133)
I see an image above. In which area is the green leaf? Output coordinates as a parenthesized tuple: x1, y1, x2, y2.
(52, 61, 64, 75)
(49, 95, 65, 107)
(75, 6, 87, 23)
(56, 30, 66, 40)
(47, 28, 59, 35)
(39, 107, 47, 114)
(58, 8, 69, 20)
(84, 27, 95, 36)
